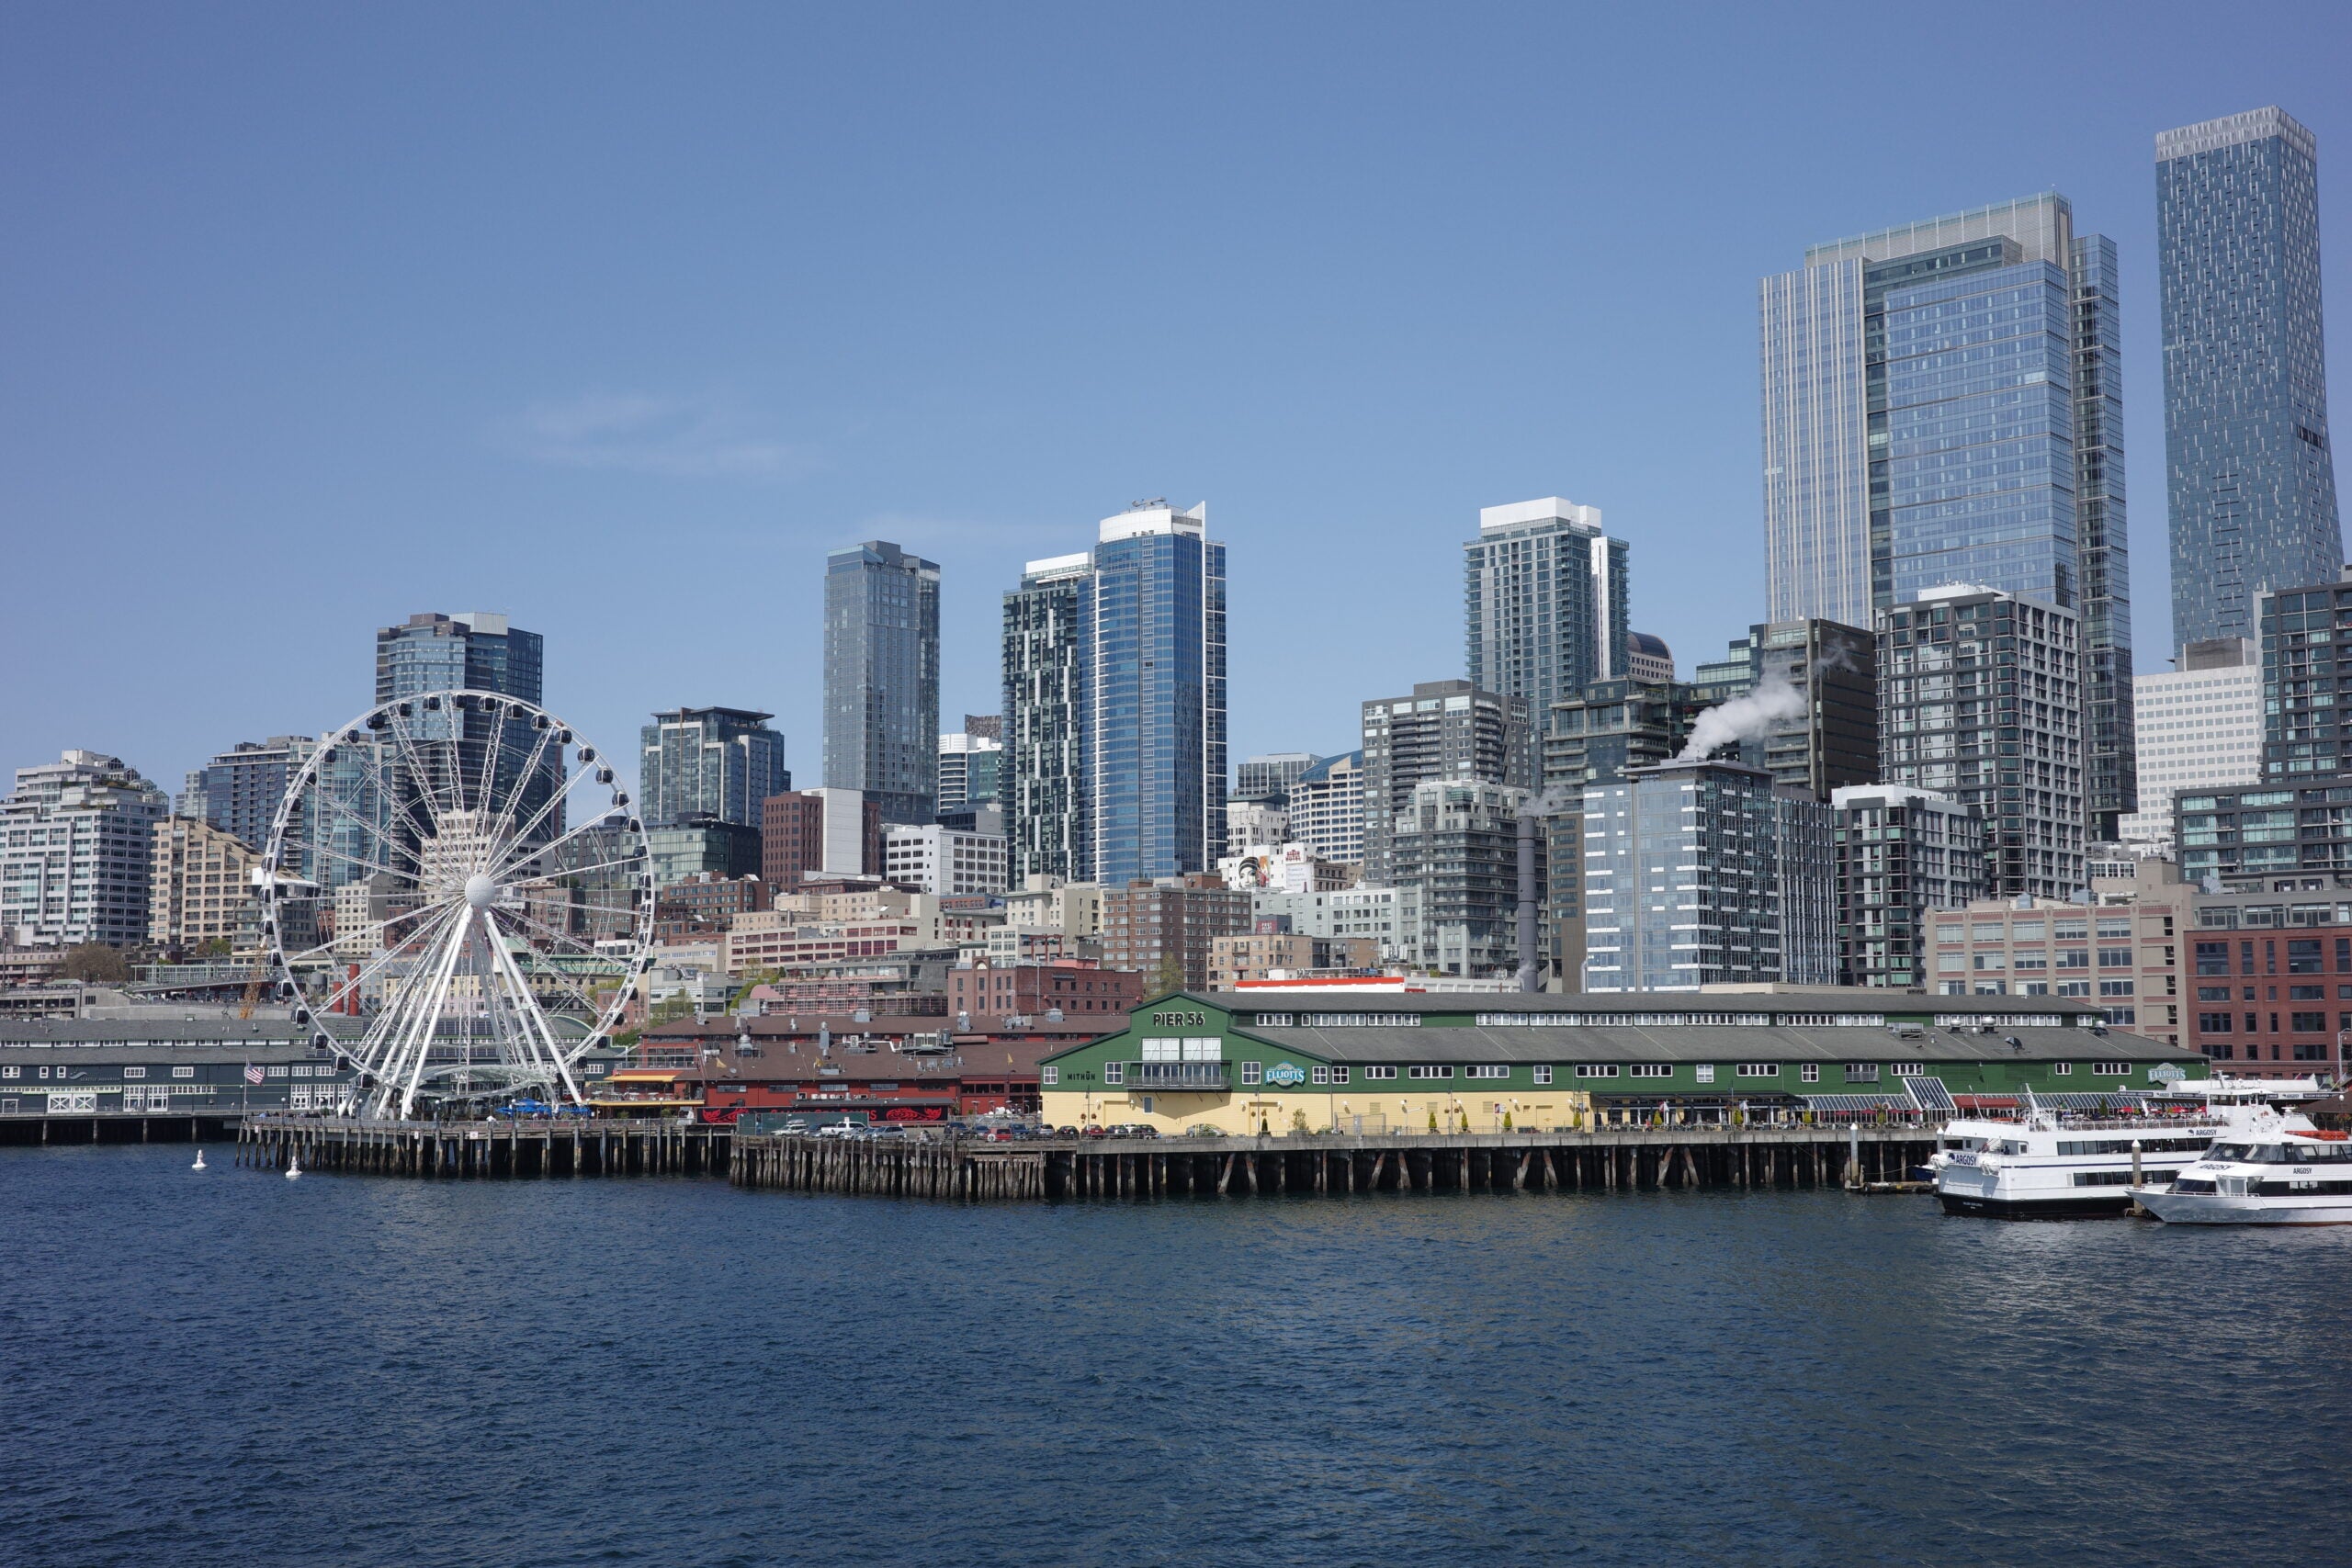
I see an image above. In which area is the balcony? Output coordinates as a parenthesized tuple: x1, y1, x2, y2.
(1125, 1062, 1229, 1089)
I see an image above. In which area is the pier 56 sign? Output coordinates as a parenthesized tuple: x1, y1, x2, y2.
(1264, 1063, 1309, 1088)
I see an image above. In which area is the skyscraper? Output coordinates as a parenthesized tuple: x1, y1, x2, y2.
(999, 503, 1227, 886)
(1359, 680, 1531, 886)
(176, 735, 316, 852)
(822, 540, 941, 826)
(1002, 553, 1090, 881)
(2159, 107, 2342, 650)
(639, 707, 787, 829)
(1464, 498, 1628, 720)
(1086, 502, 1227, 886)
(935, 730, 1004, 813)
(1762, 193, 2133, 834)
(1233, 753, 1321, 805)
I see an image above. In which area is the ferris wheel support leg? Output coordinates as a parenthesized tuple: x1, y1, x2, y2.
(488, 930, 587, 1107)
(390, 909, 472, 1119)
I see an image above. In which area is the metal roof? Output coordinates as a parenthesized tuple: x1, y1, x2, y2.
(1235, 1023, 2199, 1066)
(0, 1041, 332, 1064)
(0, 1019, 307, 1045)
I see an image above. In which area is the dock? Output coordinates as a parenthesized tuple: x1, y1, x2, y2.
(237, 1115, 731, 1178)
(732, 1124, 1939, 1201)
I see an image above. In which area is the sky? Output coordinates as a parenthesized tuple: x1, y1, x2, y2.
(5, 1, 2351, 806)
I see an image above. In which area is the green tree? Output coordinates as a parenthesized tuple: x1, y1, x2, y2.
(59, 943, 129, 984)
(1148, 954, 1186, 997)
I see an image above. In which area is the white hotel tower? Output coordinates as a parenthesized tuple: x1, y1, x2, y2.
(2118, 638, 2261, 849)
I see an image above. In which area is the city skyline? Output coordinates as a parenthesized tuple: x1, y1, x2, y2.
(4, 9, 2349, 812)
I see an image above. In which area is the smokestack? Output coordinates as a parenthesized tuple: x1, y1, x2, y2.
(1516, 807, 1539, 992)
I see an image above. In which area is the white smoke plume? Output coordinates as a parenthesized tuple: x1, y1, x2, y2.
(1677, 666, 1807, 761)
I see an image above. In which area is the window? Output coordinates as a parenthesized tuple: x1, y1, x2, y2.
(173, 1066, 194, 1079)
(1363, 1066, 1397, 1080)
(1466, 1065, 1508, 1079)
(1103, 1062, 1124, 1086)
(1843, 1064, 1880, 1083)
(2052, 1062, 2074, 1076)
(1041, 1066, 1057, 1086)
(2289, 940, 2324, 975)
(2292, 1012, 2326, 1032)
(0, 1066, 15, 1079)
(1574, 1065, 1619, 1079)
(1801, 1064, 1820, 1083)
(1408, 1066, 1453, 1080)
(2290, 986, 2326, 1000)
(2198, 1012, 2233, 1033)
(1332, 1066, 1349, 1085)
(1736, 1064, 1779, 1078)
(1694, 1064, 1715, 1083)
(2091, 1061, 2129, 1076)
(2197, 986, 2233, 1001)
(1238, 1061, 1261, 1085)
(1532, 1065, 1552, 1085)
(1310, 1066, 1330, 1085)
(1304, 1012, 1420, 1028)
(122, 1066, 147, 1079)
(2097, 948, 2133, 969)
(1628, 1064, 1671, 1078)
(2098, 980, 2135, 997)
(1252, 1013, 1294, 1028)
(1891, 1063, 1928, 1077)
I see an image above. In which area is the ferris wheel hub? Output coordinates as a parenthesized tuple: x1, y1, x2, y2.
(463, 873, 499, 910)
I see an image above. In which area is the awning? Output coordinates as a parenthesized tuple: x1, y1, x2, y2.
(1801, 1093, 1916, 1111)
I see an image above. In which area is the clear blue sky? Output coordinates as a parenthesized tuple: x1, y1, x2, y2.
(5, 2, 2349, 803)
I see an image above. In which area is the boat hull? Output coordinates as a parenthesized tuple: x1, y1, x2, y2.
(1938, 1190, 2135, 1220)
(2132, 1187, 2352, 1225)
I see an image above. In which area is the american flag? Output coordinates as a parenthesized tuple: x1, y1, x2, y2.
(244, 1064, 266, 1085)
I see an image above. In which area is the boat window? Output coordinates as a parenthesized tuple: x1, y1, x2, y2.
(2249, 1145, 2289, 1164)
(2209, 1144, 2252, 1161)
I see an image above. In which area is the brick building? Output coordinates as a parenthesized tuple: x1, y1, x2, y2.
(2184, 886, 2352, 1076)
(653, 874, 771, 940)
(762, 789, 882, 889)
(1207, 931, 1381, 987)
(946, 957, 1141, 1021)
(1100, 874, 1252, 990)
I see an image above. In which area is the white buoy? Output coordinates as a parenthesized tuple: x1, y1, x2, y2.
(286, 1156, 302, 1180)
(191, 1149, 207, 1170)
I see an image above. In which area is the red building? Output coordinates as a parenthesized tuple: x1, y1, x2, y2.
(946, 958, 1141, 1021)
(654, 874, 771, 939)
(2188, 923, 2352, 1077)
(636, 1010, 1125, 1121)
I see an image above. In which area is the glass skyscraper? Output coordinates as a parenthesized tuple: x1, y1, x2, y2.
(1086, 502, 1227, 886)
(1463, 498, 1628, 721)
(822, 541, 941, 827)
(1761, 193, 2134, 835)
(638, 706, 787, 829)
(1000, 502, 1227, 886)
(2158, 107, 2342, 650)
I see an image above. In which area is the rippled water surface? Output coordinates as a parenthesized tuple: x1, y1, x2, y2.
(4, 1143, 2348, 1566)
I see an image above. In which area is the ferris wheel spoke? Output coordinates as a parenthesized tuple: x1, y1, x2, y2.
(492, 807, 622, 886)
(482, 721, 562, 857)
(379, 713, 450, 842)
(518, 852, 651, 885)
(300, 784, 425, 874)
(311, 901, 469, 1025)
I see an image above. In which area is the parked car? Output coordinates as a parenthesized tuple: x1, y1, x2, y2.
(1184, 1123, 1227, 1138)
(1054, 1126, 1080, 1138)
(1081, 1124, 1109, 1139)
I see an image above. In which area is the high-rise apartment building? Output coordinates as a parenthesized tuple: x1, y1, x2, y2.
(1689, 619, 1879, 800)
(1086, 502, 1227, 886)
(377, 611, 544, 705)
(1003, 554, 1090, 882)
(1580, 760, 1836, 992)
(639, 707, 787, 829)
(148, 817, 266, 954)
(1359, 680, 1530, 886)
(1000, 504, 1227, 888)
(1877, 584, 2085, 900)
(2119, 638, 2260, 847)
(1099, 874, 1251, 991)
(1387, 780, 1531, 978)
(2258, 574, 2352, 782)
(823, 540, 941, 826)
(1763, 195, 2133, 830)
(0, 750, 169, 949)
(1831, 784, 1987, 989)
(176, 736, 315, 852)
(2159, 107, 2341, 650)
(1285, 750, 1365, 867)
(1464, 498, 1629, 720)
(935, 730, 1004, 813)
(1233, 753, 1320, 805)
(644, 819, 763, 891)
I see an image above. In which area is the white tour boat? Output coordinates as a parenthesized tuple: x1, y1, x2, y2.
(2132, 1111, 2352, 1225)
(1931, 1089, 2266, 1219)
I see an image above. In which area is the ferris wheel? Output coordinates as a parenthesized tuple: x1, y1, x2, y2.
(261, 691, 655, 1120)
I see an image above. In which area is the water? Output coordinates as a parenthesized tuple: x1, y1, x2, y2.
(4, 1145, 2348, 1567)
